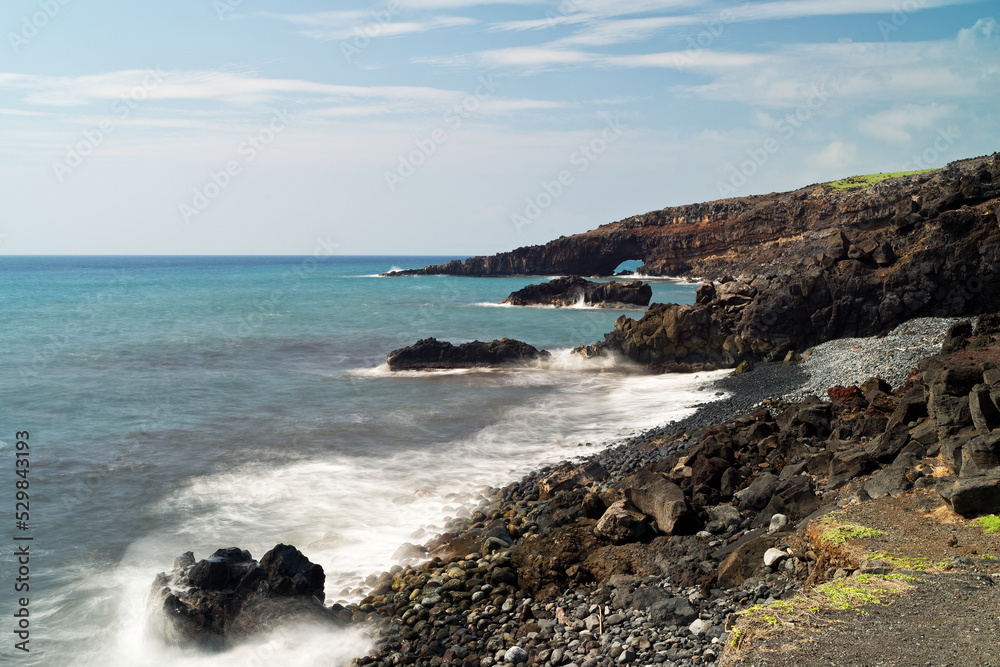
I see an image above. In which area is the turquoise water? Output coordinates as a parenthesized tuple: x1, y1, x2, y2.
(0, 256, 717, 666)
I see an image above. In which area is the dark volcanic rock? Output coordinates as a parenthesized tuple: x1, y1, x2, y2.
(594, 499, 652, 544)
(624, 471, 699, 535)
(386, 155, 999, 282)
(392, 155, 1000, 369)
(149, 544, 340, 648)
(538, 461, 608, 500)
(386, 337, 549, 370)
(937, 475, 1000, 515)
(501, 276, 652, 308)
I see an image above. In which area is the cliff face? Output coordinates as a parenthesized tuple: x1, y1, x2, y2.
(389, 154, 1000, 280)
(585, 155, 1000, 366)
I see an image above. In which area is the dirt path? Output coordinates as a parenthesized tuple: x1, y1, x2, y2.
(722, 491, 1000, 666)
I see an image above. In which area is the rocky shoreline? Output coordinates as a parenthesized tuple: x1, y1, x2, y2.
(328, 313, 997, 667)
(149, 314, 1000, 666)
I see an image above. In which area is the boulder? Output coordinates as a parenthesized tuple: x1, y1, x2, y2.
(734, 472, 778, 511)
(387, 337, 549, 370)
(625, 471, 698, 535)
(960, 433, 1000, 476)
(864, 422, 911, 462)
(581, 491, 607, 519)
(502, 276, 652, 308)
(594, 499, 651, 544)
(149, 544, 341, 648)
(824, 231, 851, 261)
(538, 461, 608, 500)
(695, 281, 716, 304)
(970, 384, 1000, 434)
(888, 385, 928, 428)
(864, 465, 914, 498)
(975, 311, 1000, 337)
(649, 597, 699, 626)
(716, 532, 780, 587)
(828, 385, 863, 407)
(827, 448, 877, 490)
(937, 475, 1000, 516)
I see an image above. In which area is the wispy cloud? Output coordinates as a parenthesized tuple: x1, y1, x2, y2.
(0, 70, 456, 107)
(490, 0, 979, 47)
(418, 46, 772, 72)
(264, 11, 477, 41)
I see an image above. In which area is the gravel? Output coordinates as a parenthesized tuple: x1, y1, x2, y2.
(786, 316, 962, 400)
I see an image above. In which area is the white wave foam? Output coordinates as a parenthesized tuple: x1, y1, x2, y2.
(50, 366, 727, 667)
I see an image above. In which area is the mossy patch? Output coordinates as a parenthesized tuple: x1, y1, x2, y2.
(974, 514, 1000, 534)
(869, 551, 949, 571)
(818, 517, 884, 545)
(725, 573, 916, 657)
(817, 575, 907, 612)
(827, 169, 936, 191)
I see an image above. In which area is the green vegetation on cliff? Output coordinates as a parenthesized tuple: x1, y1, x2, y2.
(827, 168, 936, 190)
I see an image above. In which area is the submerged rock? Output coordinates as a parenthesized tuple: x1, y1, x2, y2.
(386, 337, 549, 370)
(501, 276, 652, 308)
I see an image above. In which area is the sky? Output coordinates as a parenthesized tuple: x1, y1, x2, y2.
(0, 0, 998, 255)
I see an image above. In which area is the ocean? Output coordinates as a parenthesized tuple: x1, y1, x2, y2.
(0, 256, 726, 666)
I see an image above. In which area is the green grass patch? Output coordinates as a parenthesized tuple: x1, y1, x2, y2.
(827, 169, 936, 191)
(818, 517, 884, 545)
(974, 514, 1000, 534)
(725, 573, 916, 656)
(869, 551, 948, 571)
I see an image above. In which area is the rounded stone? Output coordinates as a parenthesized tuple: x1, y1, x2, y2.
(504, 646, 528, 664)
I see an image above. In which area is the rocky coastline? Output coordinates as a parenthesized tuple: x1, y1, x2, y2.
(150, 313, 999, 666)
(501, 277, 652, 309)
(149, 156, 1000, 665)
(393, 155, 1000, 370)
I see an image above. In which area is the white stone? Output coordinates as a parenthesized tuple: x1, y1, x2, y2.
(504, 646, 528, 664)
(689, 618, 710, 635)
(768, 513, 789, 533)
(764, 547, 789, 567)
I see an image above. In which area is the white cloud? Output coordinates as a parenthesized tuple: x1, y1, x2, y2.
(816, 140, 858, 170)
(671, 32, 997, 107)
(548, 15, 693, 47)
(418, 46, 771, 72)
(857, 103, 956, 143)
(265, 11, 477, 41)
(958, 16, 998, 49)
(0, 70, 457, 107)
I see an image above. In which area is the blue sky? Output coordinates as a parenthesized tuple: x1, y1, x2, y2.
(1, 0, 997, 255)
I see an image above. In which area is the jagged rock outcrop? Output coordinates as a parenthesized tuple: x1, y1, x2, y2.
(501, 276, 651, 308)
(148, 544, 347, 649)
(393, 155, 1000, 368)
(386, 337, 549, 370)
